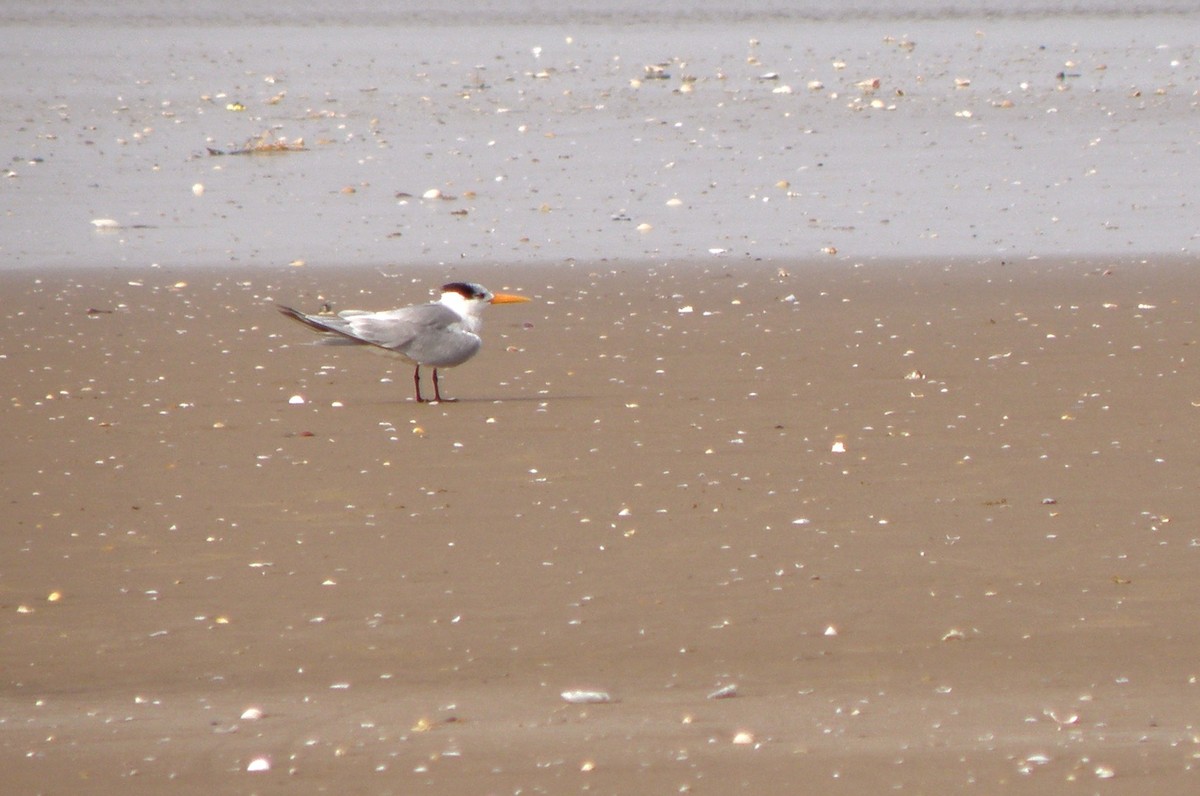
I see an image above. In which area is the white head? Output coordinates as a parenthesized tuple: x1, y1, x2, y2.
(438, 282, 530, 318)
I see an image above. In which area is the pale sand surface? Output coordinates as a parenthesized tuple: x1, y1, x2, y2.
(3, 257, 1200, 792)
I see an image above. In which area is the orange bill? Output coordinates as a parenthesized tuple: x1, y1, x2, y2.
(490, 293, 532, 304)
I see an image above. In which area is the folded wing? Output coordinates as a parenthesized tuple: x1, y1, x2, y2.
(278, 303, 482, 367)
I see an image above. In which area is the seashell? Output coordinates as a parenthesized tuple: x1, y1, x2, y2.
(246, 756, 271, 772)
(422, 188, 442, 200)
(707, 683, 738, 699)
(561, 689, 612, 704)
(1044, 709, 1079, 727)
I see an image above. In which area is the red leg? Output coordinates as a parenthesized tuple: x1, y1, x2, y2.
(432, 369, 456, 403)
(413, 365, 427, 403)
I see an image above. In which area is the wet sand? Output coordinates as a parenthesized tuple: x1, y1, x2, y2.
(4, 256, 1200, 791)
(3, 6, 1199, 269)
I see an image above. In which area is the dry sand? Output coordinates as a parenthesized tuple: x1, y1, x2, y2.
(3, 257, 1200, 792)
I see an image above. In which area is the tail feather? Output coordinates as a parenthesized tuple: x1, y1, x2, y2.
(277, 305, 365, 346)
(278, 305, 323, 330)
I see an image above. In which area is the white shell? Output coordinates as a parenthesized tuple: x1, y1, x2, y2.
(707, 683, 738, 699)
(246, 756, 271, 772)
(560, 689, 612, 704)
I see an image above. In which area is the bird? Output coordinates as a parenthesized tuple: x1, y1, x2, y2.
(278, 282, 530, 403)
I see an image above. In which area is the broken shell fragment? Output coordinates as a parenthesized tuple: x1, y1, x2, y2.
(707, 683, 739, 699)
(1044, 709, 1079, 727)
(561, 689, 613, 704)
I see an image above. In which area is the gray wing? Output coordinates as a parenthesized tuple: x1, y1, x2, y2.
(345, 304, 482, 367)
(279, 303, 481, 367)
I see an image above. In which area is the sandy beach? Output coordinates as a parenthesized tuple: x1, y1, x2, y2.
(3, 1, 1200, 792)
(4, 256, 1200, 792)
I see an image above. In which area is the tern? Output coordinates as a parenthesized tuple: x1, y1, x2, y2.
(278, 282, 531, 403)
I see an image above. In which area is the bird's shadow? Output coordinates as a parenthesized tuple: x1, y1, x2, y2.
(361, 393, 594, 406)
